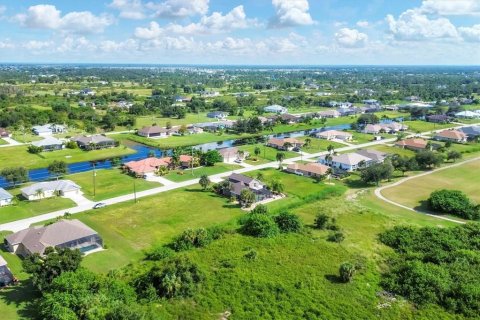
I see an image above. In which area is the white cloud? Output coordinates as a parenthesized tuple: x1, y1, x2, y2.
(57, 36, 95, 53)
(0, 40, 14, 49)
(356, 20, 369, 28)
(335, 28, 368, 48)
(15, 5, 113, 34)
(99, 39, 138, 52)
(420, 0, 480, 16)
(22, 40, 54, 50)
(147, 0, 209, 18)
(135, 5, 255, 38)
(459, 24, 480, 42)
(109, 0, 145, 19)
(269, 0, 315, 28)
(0, 6, 6, 16)
(386, 9, 458, 41)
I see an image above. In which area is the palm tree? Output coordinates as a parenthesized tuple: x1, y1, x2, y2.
(35, 188, 44, 200)
(283, 142, 293, 150)
(327, 144, 335, 154)
(304, 138, 312, 148)
(254, 147, 261, 158)
(276, 152, 286, 169)
(270, 179, 284, 195)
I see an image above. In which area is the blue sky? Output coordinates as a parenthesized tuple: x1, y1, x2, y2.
(0, 0, 479, 64)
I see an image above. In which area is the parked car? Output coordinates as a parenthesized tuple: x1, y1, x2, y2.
(93, 203, 107, 209)
(292, 147, 301, 152)
(234, 159, 243, 163)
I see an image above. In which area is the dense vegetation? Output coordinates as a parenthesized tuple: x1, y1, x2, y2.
(428, 189, 480, 220)
(380, 224, 480, 317)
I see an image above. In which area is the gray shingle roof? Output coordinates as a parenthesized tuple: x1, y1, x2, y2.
(21, 180, 80, 196)
(0, 188, 13, 201)
(32, 136, 63, 148)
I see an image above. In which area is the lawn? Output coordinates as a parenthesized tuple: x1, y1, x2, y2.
(11, 133, 43, 143)
(381, 159, 480, 211)
(238, 144, 298, 165)
(0, 139, 7, 146)
(403, 120, 456, 133)
(0, 187, 75, 225)
(163, 163, 242, 182)
(296, 137, 345, 153)
(68, 169, 161, 201)
(365, 144, 416, 158)
(0, 146, 135, 169)
(349, 131, 395, 144)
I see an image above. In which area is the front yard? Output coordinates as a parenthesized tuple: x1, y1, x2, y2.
(238, 143, 298, 165)
(163, 163, 242, 182)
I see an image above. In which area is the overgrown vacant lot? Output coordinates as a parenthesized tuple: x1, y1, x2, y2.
(238, 143, 298, 164)
(163, 163, 241, 182)
(381, 159, 480, 210)
(0, 145, 135, 169)
(68, 169, 161, 201)
(402, 120, 456, 133)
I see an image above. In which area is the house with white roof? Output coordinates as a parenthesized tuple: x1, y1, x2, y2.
(0, 188, 13, 207)
(455, 111, 480, 119)
(32, 124, 67, 136)
(316, 130, 353, 141)
(21, 180, 81, 201)
(32, 136, 64, 151)
(319, 152, 376, 172)
(264, 105, 288, 114)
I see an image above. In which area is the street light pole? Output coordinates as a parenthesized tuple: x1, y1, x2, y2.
(92, 163, 96, 199)
(133, 179, 137, 203)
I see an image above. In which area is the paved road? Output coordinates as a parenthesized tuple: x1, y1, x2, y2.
(0, 137, 23, 148)
(374, 156, 480, 225)
(0, 123, 474, 232)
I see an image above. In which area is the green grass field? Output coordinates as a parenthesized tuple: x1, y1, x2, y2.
(68, 169, 161, 201)
(296, 137, 345, 153)
(381, 159, 480, 211)
(0, 188, 75, 224)
(238, 143, 298, 165)
(0, 139, 7, 145)
(365, 144, 416, 158)
(403, 120, 456, 133)
(163, 163, 242, 182)
(0, 146, 135, 169)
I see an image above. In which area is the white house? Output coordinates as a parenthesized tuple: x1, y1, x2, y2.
(264, 105, 288, 114)
(318, 110, 341, 118)
(21, 180, 81, 201)
(0, 188, 13, 207)
(319, 153, 373, 172)
(455, 111, 480, 119)
(32, 136, 64, 151)
(316, 130, 353, 141)
(32, 124, 67, 136)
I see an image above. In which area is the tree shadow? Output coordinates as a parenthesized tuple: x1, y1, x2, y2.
(0, 279, 39, 319)
(414, 200, 435, 213)
(324, 274, 343, 284)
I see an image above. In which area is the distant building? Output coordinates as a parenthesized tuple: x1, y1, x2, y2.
(455, 111, 480, 119)
(395, 138, 429, 151)
(264, 105, 288, 114)
(434, 130, 467, 143)
(21, 180, 81, 201)
(318, 110, 341, 118)
(0, 128, 11, 138)
(316, 130, 352, 141)
(72, 135, 116, 150)
(137, 126, 171, 138)
(427, 114, 450, 123)
(319, 153, 373, 172)
(207, 111, 229, 119)
(286, 162, 330, 178)
(227, 173, 272, 202)
(5, 219, 102, 257)
(459, 126, 480, 140)
(0, 188, 13, 207)
(32, 124, 67, 136)
(124, 157, 172, 177)
(267, 138, 304, 151)
(31, 136, 64, 151)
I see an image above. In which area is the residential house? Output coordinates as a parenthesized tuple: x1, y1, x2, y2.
(0, 188, 13, 207)
(278, 113, 299, 124)
(195, 121, 234, 132)
(286, 162, 330, 178)
(227, 173, 272, 202)
(186, 125, 204, 134)
(178, 155, 195, 168)
(363, 124, 383, 135)
(0, 128, 11, 138)
(355, 149, 388, 163)
(199, 91, 220, 98)
(207, 111, 229, 119)
(32, 124, 67, 136)
(72, 135, 116, 150)
(318, 110, 340, 118)
(363, 122, 407, 134)
(137, 126, 171, 138)
(264, 105, 288, 114)
(0, 255, 14, 286)
(80, 88, 96, 96)
(21, 180, 81, 201)
(316, 130, 353, 141)
(5, 219, 103, 257)
(459, 126, 480, 141)
(427, 114, 450, 123)
(455, 111, 480, 119)
(267, 138, 304, 151)
(124, 157, 171, 177)
(218, 147, 242, 162)
(32, 136, 64, 151)
(319, 153, 373, 172)
(434, 130, 468, 143)
(395, 138, 429, 151)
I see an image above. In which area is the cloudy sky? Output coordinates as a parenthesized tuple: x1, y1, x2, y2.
(0, 0, 479, 65)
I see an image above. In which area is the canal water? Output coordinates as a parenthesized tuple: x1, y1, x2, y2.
(0, 123, 353, 188)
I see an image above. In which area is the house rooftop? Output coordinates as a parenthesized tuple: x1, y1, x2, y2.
(435, 130, 467, 140)
(32, 136, 63, 148)
(330, 153, 372, 165)
(0, 188, 13, 201)
(21, 180, 80, 196)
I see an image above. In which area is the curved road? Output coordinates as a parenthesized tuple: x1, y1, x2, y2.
(374, 156, 480, 224)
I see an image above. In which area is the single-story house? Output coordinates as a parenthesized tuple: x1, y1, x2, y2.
(227, 173, 272, 202)
(459, 126, 480, 140)
(395, 138, 429, 151)
(195, 121, 234, 132)
(124, 157, 172, 177)
(0, 188, 13, 207)
(186, 125, 204, 134)
(316, 130, 353, 141)
(21, 180, 81, 201)
(137, 126, 171, 138)
(0, 255, 14, 286)
(318, 110, 341, 118)
(5, 219, 103, 257)
(434, 130, 467, 143)
(355, 149, 388, 163)
(363, 124, 384, 135)
(319, 153, 373, 172)
(363, 122, 407, 134)
(427, 114, 450, 123)
(0, 128, 11, 138)
(455, 111, 480, 119)
(267, 138, 304, 151)
(32, 124, 67, 136)
(218, 147, 246, 162)
(286, 162, 330, 178)
(278, 113, 300, 124)
(199, 91, 220, 98)
(207, 111, 229, 119)
(264, 105, 288, 114)
(72, 135, 116, 150)
(32, 136, 64, 151)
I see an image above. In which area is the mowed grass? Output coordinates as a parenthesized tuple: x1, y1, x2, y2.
(0, 188, 75, 224)
(0, 139, 7, 145)
(238, 144, 298, 165)
(403, 120, 456, 133)
(0, 145, 135, 169)
(350, 131, 395, 144)
(381, 159, 480, 210)
(68, 169, 161, 201)
(296, 137, 345, 153)
(163, 163, 242, 182)
(365, 144, 416, 158)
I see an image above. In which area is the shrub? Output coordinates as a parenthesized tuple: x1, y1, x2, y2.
(241, 214, 279, 238)
(172, 228, 212, 251)
(327, 231, 345, 243)
(274, 211, 302, 233)
(251, 204, 268, 215)
(314, 213, 330, 230)
(65, 141, 78, 149)
(428, 189, 480, 220)
(27, 145, 43, 154)
(339, 262, 356, 283)
(145, 246, 174, 261)
(244, 249, 258, 261)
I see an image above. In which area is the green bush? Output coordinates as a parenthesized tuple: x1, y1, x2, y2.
(172, 228, 212, 251)
(241, 214, 279, 238)
(339, 262, 356, 283)
(313, 213, 330, 229)
(327, 231, 345, 243)
(145, 246, 174, 261)
(274, 211, 302, 233)
(428, 189, 480, 220)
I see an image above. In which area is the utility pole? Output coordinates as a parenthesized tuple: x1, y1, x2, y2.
(92, 162, 96, 199)
(133, 179, 137, 203)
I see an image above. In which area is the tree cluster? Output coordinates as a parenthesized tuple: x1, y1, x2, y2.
(428, 189, 480, 220)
